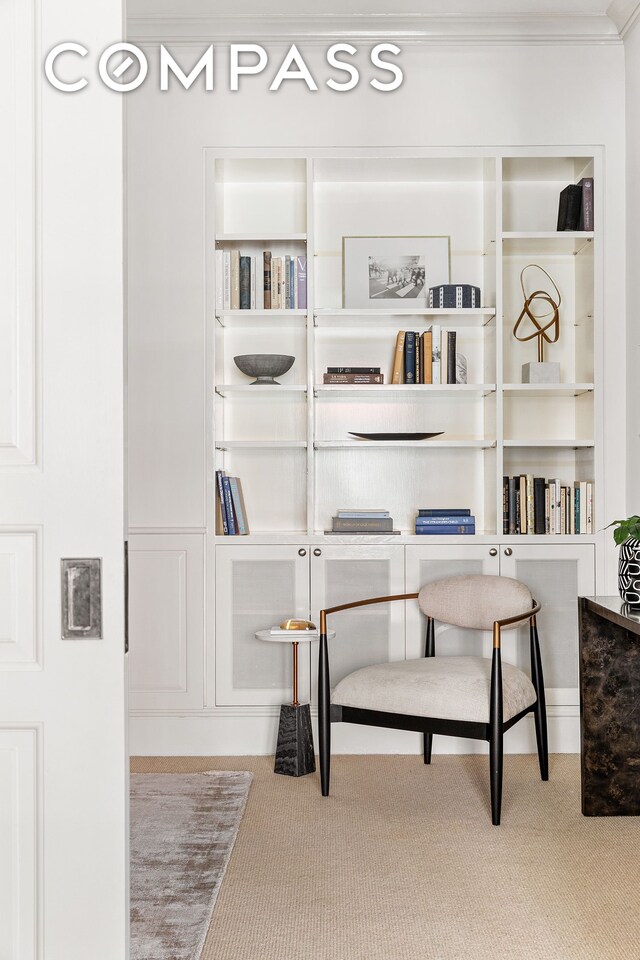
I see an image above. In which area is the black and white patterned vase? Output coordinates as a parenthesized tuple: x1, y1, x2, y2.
(619, 538, 640, 607)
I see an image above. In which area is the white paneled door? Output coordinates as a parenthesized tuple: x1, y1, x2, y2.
(0, 1, 128, 958)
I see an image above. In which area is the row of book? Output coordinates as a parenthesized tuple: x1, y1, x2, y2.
(324, 509, 400, 535)
(502, 476, 593, 535)
(415, 509, 475, 535)
(391, 327, 459, 385)
(557, 177, 594, 231)
(215, 470, 250, 535)
(323, 367, 383, 384)
(216, 250, 307, 311)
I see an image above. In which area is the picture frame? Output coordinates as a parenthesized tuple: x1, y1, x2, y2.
(342, 235, 450, 309)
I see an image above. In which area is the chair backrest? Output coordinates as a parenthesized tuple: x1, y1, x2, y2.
(418, 574, 533, 631)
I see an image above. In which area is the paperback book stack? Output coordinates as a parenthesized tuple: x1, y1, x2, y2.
(391, 326, 459, 385)
(325, 509, 400, 535)
(415, 509, 476, 535)
(323, 366, 383, 385)
(502, 475, 593, 535)
(216, 250, 307, 311)
(556, 177, 594, 231)
(215, 469, 250, 535)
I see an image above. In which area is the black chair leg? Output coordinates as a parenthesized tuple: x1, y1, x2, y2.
(489, 729, 503, 826)
(318, 632, 331, 796)
(423, 732, 433, 764)
(423, 617, 435, 765)
(530, 619, 549, 781)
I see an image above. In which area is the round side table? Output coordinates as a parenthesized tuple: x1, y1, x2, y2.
(256, 628, 335, 778)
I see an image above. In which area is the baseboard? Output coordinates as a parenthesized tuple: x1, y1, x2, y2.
(129, 711, 580, 756)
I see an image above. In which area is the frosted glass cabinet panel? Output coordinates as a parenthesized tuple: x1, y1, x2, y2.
(215, 545, 310, 706)
(310, 545, 405, 694)
(405, 544, 500, 660)
(501, 544, 595, 705)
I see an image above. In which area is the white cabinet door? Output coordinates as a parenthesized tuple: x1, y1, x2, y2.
(128, 534, 204, 711)
(405, 544, 500, 659)
(215, 544, 310, 706)
(500, 543, 595, 706)
(310, 544, 405, 693)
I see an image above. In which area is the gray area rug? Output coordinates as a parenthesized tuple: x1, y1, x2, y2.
(130, 771, 252, 960)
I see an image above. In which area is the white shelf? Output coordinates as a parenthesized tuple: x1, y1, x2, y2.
(215, 385, 307, 396)
(503, 440, 594, 448)
(503, 383, 594, 397)
(313, 308, 496, 327)
(502, 231, 594, 255)
(215, 441, 308, 449)
(216, 233, 307, 243)
(315, 440, 495, 449)
(315, 384, 495, 398)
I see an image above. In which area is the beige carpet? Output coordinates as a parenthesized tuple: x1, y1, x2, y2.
(130, 754, 640, 960)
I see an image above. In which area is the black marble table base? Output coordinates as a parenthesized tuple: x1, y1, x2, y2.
(580, 599, 640, 816)
(274, 703, 316, 777)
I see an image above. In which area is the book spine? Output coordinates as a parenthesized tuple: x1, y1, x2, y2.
(415, 332, 421, 385)
(549, 481, 556, 535)
(230, 250, 240, 310)
(285, 255, 291, 309)
(566, 184, 583, 230)
(250, 256, 256, 310)
(223, 251, 231, 310)
(404, 331, 416, 384)
(391, 331, 406, 385)
(503, 477, 509, 535)
(215, 249, 223, 314)
(215, 470, 229, 535)
(293, 259, 298, 309)
(418, 509, 471, 517)
(332, 518, 394, 532)
(441, 330, 448, 384)
(447, 330, 457, 385)
(431, 325, 441, 384)
(515, 484, 521, 534)
(228, 477, 247, 535)
(263, 252, 272, 309)
(545, 484, 550, 535)
(222, 476, 237, 535)
(557, 185, 570, 231)
(526, 474, 534, 535)
(239, 256, 251, 310)
(297, 256, 307, 309)
(415, 524, 476, 535)
(416, 516, 476, 526)
(423, 332, 432, 384)
(554, 479, 562, 534)
(337, 512, 390, 519)
(533, 478, 546, 535)
(519, 475, 527, 534)
(508, 478, 516, 535)
(327, 367, 381, 374)
(560, 486, 566, 535)
(323, 374, 384, 384)
(586, 482, 593, 533)
(579, 177, 594, 231)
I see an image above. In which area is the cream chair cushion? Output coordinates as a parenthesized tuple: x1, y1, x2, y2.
(418, 575, 533, 631)
(331, 656, 536, 724)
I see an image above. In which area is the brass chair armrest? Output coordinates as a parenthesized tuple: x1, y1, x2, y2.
(319, 593, 419, 633)
(493, 600, 541, 648)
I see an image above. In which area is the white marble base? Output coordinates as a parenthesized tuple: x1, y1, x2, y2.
(522, 361, 560, 383)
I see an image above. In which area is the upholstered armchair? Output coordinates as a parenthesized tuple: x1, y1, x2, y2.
(318, 574, 548, 825)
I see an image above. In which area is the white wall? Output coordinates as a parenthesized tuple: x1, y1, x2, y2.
(626, 21, 640, 514)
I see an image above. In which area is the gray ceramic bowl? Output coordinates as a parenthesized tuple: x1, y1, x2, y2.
(234, 354, 295, 385)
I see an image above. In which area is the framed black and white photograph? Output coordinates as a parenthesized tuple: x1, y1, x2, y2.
(342, 235, 450, 309)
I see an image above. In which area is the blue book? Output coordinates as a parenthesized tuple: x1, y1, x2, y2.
(229, 477, 248, 535)
(415, 523, 476, 535)
(416, 515, 476, 526)
(418, 509, 471, 517)
(216, 470, 229, 535)
(404, 331, 416, 384)
(222, 476, 237, 535)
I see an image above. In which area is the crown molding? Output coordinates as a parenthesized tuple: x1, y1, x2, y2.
(607, 0, 640, 36)
(126, 13, 622, 46)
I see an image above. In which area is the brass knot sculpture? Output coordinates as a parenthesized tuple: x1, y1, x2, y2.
(512, 264, 561, 363)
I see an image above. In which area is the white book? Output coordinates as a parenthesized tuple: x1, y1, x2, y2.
(549, 480, 556, 535)
(250, 256, 256, 310)
(554, 479, 561, 535)
(441, 329, 448, 384)
(215, 250, 223, 314)
(586, 482, 593, 533)
(431, 324, 441, 385)
(579, 481, 588, 534)
(293, 259, 298, 309)
(223, 251, 231, 310)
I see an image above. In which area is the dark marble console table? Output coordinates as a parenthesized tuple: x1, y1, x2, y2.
(579, 596, 640, 816)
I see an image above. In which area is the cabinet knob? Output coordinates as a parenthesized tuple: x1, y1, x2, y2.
(489, 548, 498, 557)
(298, 548, 307, 557)
(504, 548, 513, 557)
(313, 548, 322, 557)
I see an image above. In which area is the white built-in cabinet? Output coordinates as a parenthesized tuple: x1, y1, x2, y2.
(128, 146, 605, 754)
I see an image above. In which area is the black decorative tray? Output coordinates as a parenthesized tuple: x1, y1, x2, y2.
(348, 431, 444, 441)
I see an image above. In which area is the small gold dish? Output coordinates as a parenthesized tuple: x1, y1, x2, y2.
(279, 618, 316, 631)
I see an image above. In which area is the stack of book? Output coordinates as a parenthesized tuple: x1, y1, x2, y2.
(391, 326, 458, 385)
(323, 367, 383, 385)
(557, 177, 594, 231)
(216, 250, 307, 311)
(502, 476, 593, 535)
(325, 509, 399, 535)
(215, 469, 250, 535)
(415, 509, 476, 535)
